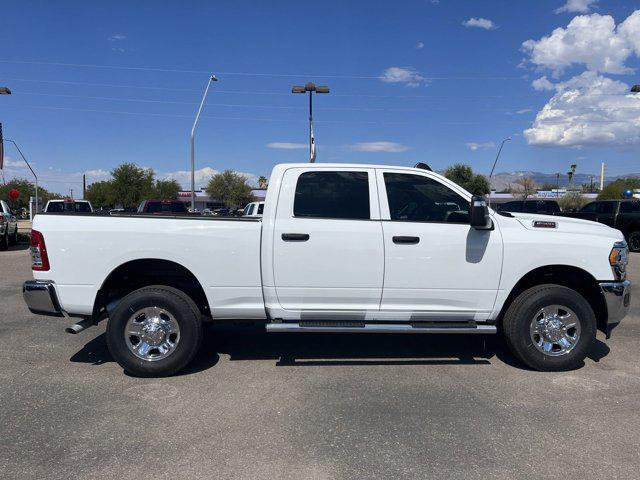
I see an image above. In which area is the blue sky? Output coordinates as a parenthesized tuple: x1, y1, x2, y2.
(1, 0, 640, 193)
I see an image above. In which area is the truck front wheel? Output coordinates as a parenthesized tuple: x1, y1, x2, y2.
(502, 284, 596, 371)
(106, 285, 203, 377)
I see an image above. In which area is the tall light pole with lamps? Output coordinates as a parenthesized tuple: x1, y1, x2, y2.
(291, 82, 330, 163)
(4, 138, 38, 219)
(190, 74, 217, 211)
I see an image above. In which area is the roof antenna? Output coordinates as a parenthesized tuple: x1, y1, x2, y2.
(488, 137, 511, 209)
(414, 162, 432, 171)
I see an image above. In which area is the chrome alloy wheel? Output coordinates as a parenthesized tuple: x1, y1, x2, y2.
(125, 307, 180, 361)
(529, 305, 581, 357)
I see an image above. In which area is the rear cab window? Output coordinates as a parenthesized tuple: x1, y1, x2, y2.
(293, 171, 371, 220)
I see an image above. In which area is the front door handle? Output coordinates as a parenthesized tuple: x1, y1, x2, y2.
(393, 236, 420, 244)
(282, 233, 310, 242)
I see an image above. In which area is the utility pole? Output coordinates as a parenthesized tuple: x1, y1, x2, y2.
(190, 74, 218, 212)
(82, 174, 86, 199)
(70, 188, 73, 199)
(600, 162, 605, 191)
(4, 138, 38, 219)
(292, 82, 330, 162)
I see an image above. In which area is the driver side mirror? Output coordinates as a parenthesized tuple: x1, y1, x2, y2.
(470, 196, 492, 230)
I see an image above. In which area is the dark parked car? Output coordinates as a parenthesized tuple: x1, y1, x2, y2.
(496, 199, 561, 215)
(137, 200, 189, 215)
(562, 199, 640, 251)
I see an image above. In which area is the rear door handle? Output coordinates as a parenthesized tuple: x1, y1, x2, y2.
(393, 236, 420, 244)
(282, 233, 310, 242)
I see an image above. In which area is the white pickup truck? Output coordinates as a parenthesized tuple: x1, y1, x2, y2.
(23, 163, 631, 376)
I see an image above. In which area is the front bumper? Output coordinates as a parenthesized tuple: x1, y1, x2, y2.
(23, 280, 65, 317)
(599, 280, 631, 338)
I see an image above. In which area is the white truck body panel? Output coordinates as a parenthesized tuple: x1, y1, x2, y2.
(32, 163, 624, 324)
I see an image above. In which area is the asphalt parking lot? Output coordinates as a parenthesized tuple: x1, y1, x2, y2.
(1, 246, 639, 480)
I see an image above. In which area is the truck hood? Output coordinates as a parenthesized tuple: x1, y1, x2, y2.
(504, 212, 623, 240)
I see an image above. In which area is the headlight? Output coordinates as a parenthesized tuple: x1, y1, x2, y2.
(609, 241, 629, 280)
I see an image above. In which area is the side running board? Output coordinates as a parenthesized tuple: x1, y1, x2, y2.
(265, 321, 496, 334)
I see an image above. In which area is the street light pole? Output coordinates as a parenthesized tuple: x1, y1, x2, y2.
(292, 82, 330, 162)
(4, 139, 38, 219)
(190, 74, 217, 212)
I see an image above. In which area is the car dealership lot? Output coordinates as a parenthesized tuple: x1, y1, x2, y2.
(1, 246, 639, 480)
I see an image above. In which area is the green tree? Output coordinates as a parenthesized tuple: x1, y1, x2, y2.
(205, 170, 255, 208)
(0, 178, 61, 213)
(558, 191, 589, 212)
(85, 181, 114, 209)
(443, 164, 490, 195)
(154, 179, 181, 200)
(511, 177, 537, 200)
(108, 163, 155, 208)
(540, 183, 559, 191)
(598, 177, 640, 200)
(258, 176, 268, 188)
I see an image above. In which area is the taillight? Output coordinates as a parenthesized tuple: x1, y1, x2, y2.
(30, 230, 50, 271)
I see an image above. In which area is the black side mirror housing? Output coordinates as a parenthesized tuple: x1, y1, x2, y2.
(470, 195, 493, 230)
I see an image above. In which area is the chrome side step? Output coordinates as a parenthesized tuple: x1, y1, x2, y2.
(265, 322, 497, 334)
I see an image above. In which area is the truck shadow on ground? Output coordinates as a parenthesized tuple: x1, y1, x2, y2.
(70, 322, 611, 375)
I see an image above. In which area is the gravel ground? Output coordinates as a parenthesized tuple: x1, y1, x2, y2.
(1, 245, 638, 480)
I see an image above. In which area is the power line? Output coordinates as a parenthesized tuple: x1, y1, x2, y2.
(0, 59, 523, 80)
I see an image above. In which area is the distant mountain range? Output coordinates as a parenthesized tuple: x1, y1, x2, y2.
(488, 171, 640, 192)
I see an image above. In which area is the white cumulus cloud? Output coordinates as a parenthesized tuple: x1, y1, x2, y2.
(266, 142, 307, 149)
(522, 11, 640, 75)
(524, 71, 640, 147)
(462, 18, 497, 30)
(349, 142, 409, 153)
(379, 67, 426, 87)
(465, 142, 496, 151)
(532, 76, 556, 91)
(161, 166, 260, 190)
(555, 0, 597, 14)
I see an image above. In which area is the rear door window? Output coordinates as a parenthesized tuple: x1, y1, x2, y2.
(294, 171, 370, 220)
(580, 202, 598, 213)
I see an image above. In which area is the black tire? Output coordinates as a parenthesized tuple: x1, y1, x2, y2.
(106, 285, 203, 377)
(0, 231, 8, 251)
(628, 231, 640, 252)
(502, 284, 596, 371)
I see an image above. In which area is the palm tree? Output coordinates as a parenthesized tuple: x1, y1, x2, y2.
(258, 176, 268, 189)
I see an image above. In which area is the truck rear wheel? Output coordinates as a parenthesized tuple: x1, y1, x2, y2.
(106, 285, 203, 377)
(502, 284, 596, 371)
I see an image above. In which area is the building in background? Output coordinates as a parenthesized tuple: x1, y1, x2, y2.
(176, 188, 267, 211)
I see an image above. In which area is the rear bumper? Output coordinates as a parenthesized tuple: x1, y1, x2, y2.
(23, 280, 65, 317)
(599, 280, 631, 338)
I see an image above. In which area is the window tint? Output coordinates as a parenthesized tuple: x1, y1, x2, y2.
(75, 202, 91, 213)
(597, 202, 616, 214)
(620, 201, 640, 213)
(46, 202, 64, 212)
(248, 204, 255, 215)
(499, 201, 522, 212)
(546, 202, 561, 213)
(384, 173, 470, 223)
(146, 201, 187, 213)
(294, 171, 370, 220)
(580, 202, 598, 213)
(257, 203, 264, 214)
(523, 201, 542, 213)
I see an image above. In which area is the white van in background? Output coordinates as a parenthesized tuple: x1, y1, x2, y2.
(243, 201, 264, 217)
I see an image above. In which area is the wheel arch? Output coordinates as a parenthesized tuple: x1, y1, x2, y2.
(93, 258, 211, 320)
(496, 265, 607, 334)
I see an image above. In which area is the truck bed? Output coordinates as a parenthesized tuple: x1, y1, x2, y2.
(32, 213, 266, 319)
